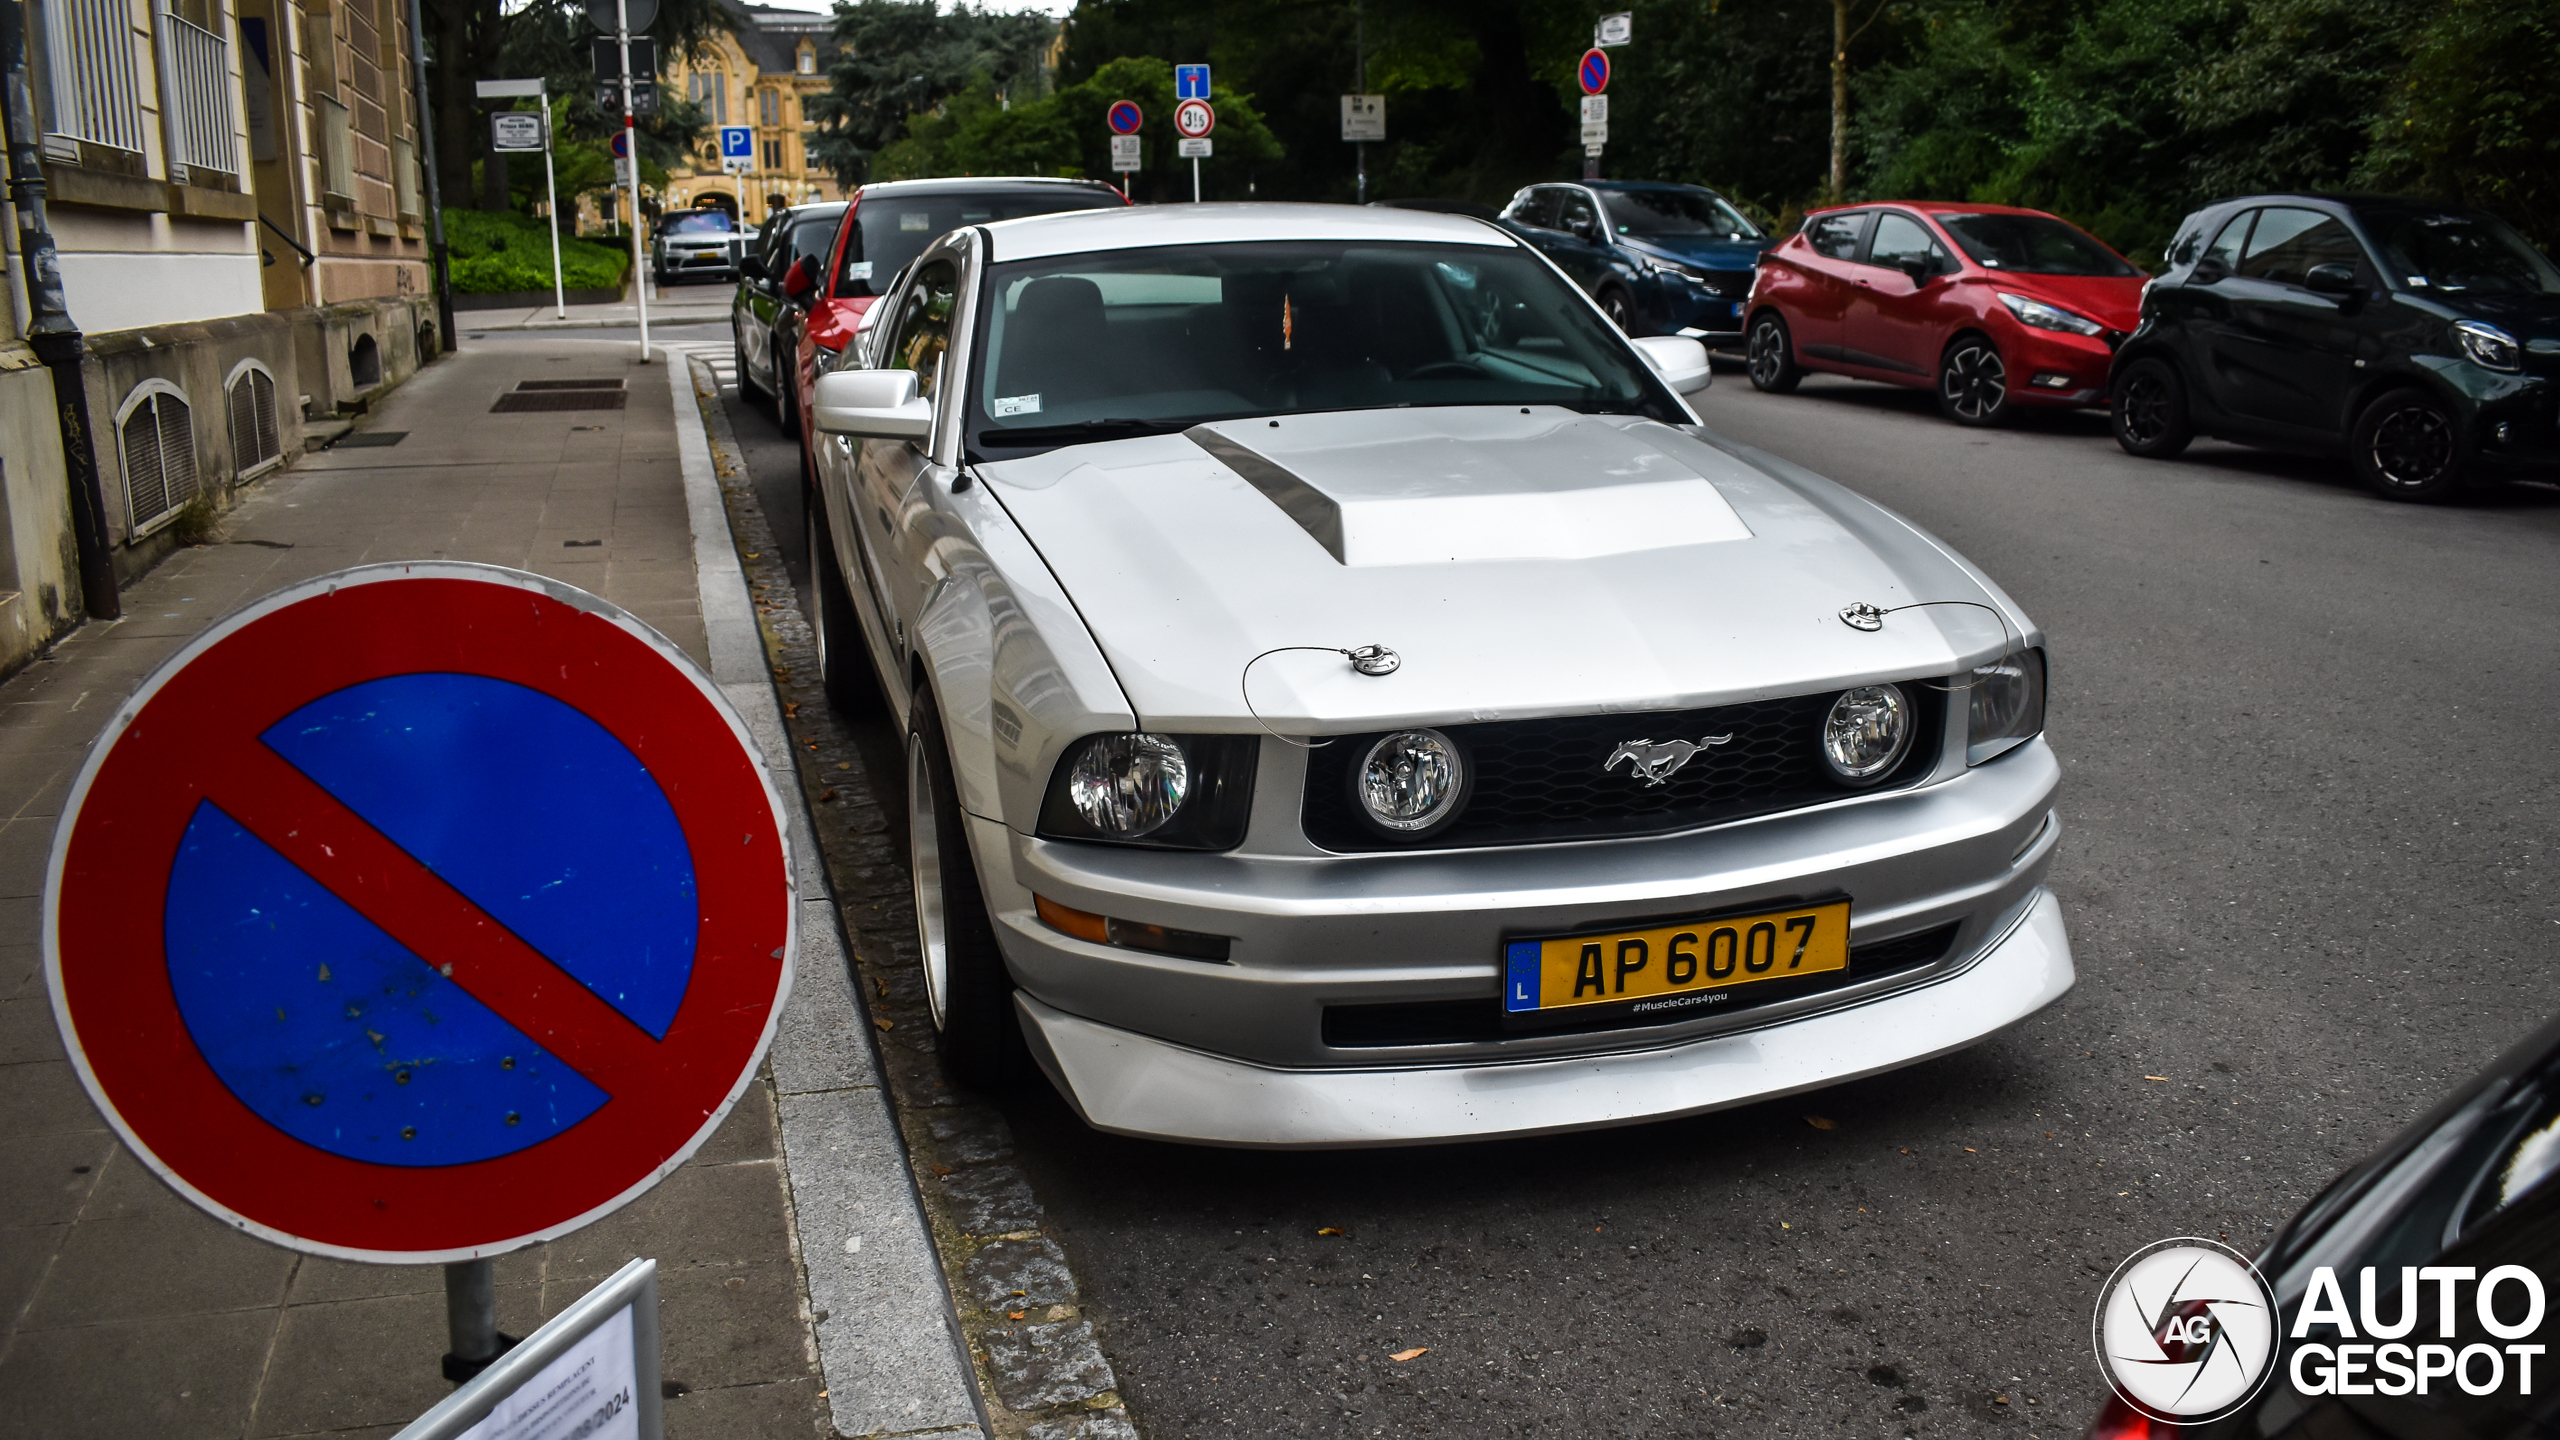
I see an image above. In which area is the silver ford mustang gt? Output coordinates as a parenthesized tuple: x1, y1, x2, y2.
(807, 204, 2072, 1148)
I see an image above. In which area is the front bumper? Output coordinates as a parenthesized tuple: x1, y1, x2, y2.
(2002, 325, 2117, 408)
(1016, 886, 2071, 1147)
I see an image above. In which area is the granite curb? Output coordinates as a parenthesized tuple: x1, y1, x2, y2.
(684, 358, 1141, 1440)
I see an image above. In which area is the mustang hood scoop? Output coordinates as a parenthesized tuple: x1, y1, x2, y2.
(1183, 411, 1753, 565)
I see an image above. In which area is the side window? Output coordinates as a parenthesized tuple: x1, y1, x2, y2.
(2202, 210, 2255, 271)
(884, 260, 958, 401)
(1519, 188, 1563, 229)
(1866, 212, 1947, 273)
(2239, 207, 2369, 287)
(1808, 211, 1869, 261)
(1558, 189, 1599, 238)
(788, 218, 834, 280)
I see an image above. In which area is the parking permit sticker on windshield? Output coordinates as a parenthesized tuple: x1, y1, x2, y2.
(844, 262, 873, 280)
(900, 212, 931, 231)
(993, 395, 1041, 417)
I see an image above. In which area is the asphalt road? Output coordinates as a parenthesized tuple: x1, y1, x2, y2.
(719, 360, 2560, 1438)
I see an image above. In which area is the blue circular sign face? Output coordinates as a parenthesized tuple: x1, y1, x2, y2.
(1107, 99, 1142, 135)
(1579, 48, 1610, 95)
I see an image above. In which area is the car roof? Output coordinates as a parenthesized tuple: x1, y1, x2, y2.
(978, 202, 1519, 263)
(1584, 180, 1725, 195)
(859, 176, 1122, 199)
(1804, 201, 2060, 218)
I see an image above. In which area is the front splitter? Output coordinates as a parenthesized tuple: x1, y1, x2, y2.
(1014, 887, 2074, 1148)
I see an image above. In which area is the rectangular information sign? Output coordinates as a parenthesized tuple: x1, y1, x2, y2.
(394, 1260, 663, 1440)
(1580, 95, 1608, 124)
(1109, 134, 1141, 171)
(1340, 94, 1385, 141)
(1581, 121, 1608, 146)
(490, 112, 547, 152)
(1174, 64, 1210, 100)
(1178, 137, 1212, 158)
(1596, 12, 1632, 45)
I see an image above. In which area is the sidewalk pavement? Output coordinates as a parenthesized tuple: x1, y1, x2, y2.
(0, 341, 978, 1438)
(455, 282, 735, 333)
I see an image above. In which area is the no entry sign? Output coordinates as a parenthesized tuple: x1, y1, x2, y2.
(45, 564, 795, 1263)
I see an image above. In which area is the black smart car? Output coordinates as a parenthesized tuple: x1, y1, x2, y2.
(2108, 195, 2560, 501)
(2083, 1013, 2560, 1439)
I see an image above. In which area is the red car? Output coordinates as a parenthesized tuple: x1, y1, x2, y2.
(785, 177, 1128, 471)
(1745, 202, 2147, 425)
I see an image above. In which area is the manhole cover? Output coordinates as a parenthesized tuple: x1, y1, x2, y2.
(513, 379, 627, 391)
(491, 391, 630, 413)
(331, 431, 409, 448)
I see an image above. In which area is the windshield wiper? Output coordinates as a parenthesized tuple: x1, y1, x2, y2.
(977, 418, 1183, 445)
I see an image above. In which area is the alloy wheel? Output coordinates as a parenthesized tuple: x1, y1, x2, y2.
(1749, 321, 1786, 387)
(2369, 403, 2454, 491)
(2119, 372, 2172, 447)
(1602, 291, 1634, 332)
(1942, 343, 2006, 422)
(908, 731, 951, 1030)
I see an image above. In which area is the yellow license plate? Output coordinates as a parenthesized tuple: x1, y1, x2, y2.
(1503, 899, 1851, 1018)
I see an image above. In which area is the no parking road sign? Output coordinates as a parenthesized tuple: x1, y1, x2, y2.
(45, 564, 795, 1263)
(1578, 47, 1611, 95)
(1106, 99, 1142, 135)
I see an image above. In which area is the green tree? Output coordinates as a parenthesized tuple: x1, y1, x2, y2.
(872, 57, 1285, 202)
(2359, 0, 2560, 250)
(808, 1, 1060, 186)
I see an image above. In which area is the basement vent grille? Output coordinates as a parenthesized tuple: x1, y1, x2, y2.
(121, 386, 201, 535)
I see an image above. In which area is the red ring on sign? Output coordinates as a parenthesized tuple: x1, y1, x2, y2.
(47, 566, 794, 1262)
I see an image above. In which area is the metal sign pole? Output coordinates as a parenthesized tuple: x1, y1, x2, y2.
(441, 1257, 512, 1382)
(542, 97, 564, 320)
(618, 0, 649, 361)
(1192, 155, 1200, 204)
(1355, 1, 1366, 205)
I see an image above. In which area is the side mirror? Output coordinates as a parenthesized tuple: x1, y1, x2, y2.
(2191, 255, 2232, 284)
(1896, 254, 1934, 286)
(739, 255, 766, 283)
(781, 257, 816, 300)
(813, 368, 932, 439)
(1632, 335, 1712, 395)
(2304, 262, 2359, 296)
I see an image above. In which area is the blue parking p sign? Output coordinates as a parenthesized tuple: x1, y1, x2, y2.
(1175, 64, 1209, 100)
(719, 125, 753, 160)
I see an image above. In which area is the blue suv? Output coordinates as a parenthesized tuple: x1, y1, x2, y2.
(1499, 180, 1771, 341)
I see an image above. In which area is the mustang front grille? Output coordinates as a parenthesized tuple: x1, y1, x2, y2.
(1300, 689, 1940, 852)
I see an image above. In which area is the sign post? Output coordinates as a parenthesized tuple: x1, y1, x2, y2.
(1173, 99, 1214, 202)
(396, 1258, 664, 1440)
(1577, 48, 1611, 179)
(45, 563, 795, 1383)
(616, 0, 650, 359)
(480, 80, 562, 320)
(719, 124, 753, 174)
(1105, 100, 1142, 198)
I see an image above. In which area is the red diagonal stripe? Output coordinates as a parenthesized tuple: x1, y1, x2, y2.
(209, 744, 663, 1085)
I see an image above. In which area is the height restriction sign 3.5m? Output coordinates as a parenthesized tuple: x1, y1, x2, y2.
(44, 563, 795, 1263)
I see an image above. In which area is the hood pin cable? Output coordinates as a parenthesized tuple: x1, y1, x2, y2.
(1239, 644, 1399, 748)
(1839, 599, 2025, 690)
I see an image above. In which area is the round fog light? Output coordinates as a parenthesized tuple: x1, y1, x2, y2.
(1067, 733, 1190, 836)
(1357, 729, 1467, 835)
(1822, 684, 1914, 783)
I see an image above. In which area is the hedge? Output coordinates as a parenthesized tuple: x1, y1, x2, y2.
(443, 208, 630, 295)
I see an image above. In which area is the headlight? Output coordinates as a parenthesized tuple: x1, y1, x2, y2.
(1997, 292, 2105, 337)
(1356, 729, 1468, 836)
(2454, 320, 2521, 373)
(1822, 685, 1914, 783)
(1967, 648, 2047, 766)
(1068, 733, 1187, 836)
(1038, 732, 1258, 850)
(1639, 254, 1704, 281)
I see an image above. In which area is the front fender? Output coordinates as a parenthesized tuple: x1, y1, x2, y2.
(911, 483, 1135, 830)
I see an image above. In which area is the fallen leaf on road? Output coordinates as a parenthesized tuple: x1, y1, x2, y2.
(1805, 1116, 1836, 1130)
(784, 702, 800, 718)
(871, 1017, 894, 1032)
(1009, 1311, 1025, 1320)
(1390, 1348, 1427, 1362)
(2144, 1076, 2169, 1082)
(1317, 1227, 1344, 1236)
(930, 1165, 953, 1177)
(818, 788, 837, 802)
(1964, 1147, 1978, 1153)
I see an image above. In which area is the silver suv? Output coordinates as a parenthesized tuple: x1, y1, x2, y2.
(651, 209, 743, 287)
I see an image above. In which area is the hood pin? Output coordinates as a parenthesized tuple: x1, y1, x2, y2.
(1348, 644, 1400, 676)
(1840, 603, 1887, 632)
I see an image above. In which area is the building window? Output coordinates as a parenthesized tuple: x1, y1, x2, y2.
(225, 362, 283, 480)
(763, 139, 781, 169)
(796, 44, 815, 75)
(318, 96, 355, 205)
(759, 88, 779, 126)
(158, 5, 239, 178)
(33, 0, 149, 157)
(688, 71, 725, 124)
(394, 136, 420, 220)
(118, 381, 201, 537)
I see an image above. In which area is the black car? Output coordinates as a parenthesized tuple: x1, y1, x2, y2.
(1497, 180, 1770, 341)
(733, 202, 847, 434)
(2084, 1014, 2560, 1439)
(2109, 194, 2560, 501)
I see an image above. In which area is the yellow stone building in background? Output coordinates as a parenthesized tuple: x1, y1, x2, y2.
(659, 0, 844, 226)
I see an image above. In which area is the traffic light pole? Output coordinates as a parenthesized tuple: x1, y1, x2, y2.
(617, 0, 650, 362)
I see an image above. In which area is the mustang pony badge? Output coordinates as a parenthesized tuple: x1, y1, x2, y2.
(1605, 735, 1734, 787)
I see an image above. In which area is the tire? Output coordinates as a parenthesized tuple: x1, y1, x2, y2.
(1598, 287, 1641, 335)
(2350, 386, 2469, 502)
(733, 325, 766, 400)
(808, 492, 881, 715)
(772, 338, 797, 432)
(907, 687, 1030, 1088)
(1746, 311, 1802, 394)
(1938, 335, 2011, 426)
(2109, 356, 2192, 458)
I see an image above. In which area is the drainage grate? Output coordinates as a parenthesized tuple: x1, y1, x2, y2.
(491, 390, 630, 413)
(331, 431, 409, 448)
(513, 379, 627, 392)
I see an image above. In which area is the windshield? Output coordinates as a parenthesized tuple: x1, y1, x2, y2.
(965, 241, 1683, 458)
(2359, 208, 2560, 296)
(1602, 188, 1761, 241)
(665, 211, 734, 236)
(1935, 213, 2134, 276)
(838, 188, 1122, 298)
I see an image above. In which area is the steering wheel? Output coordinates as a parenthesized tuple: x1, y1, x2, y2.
(1403, 360, 1488, 382)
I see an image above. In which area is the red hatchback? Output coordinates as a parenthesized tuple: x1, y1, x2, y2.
(1746, 202, 2147, 425)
